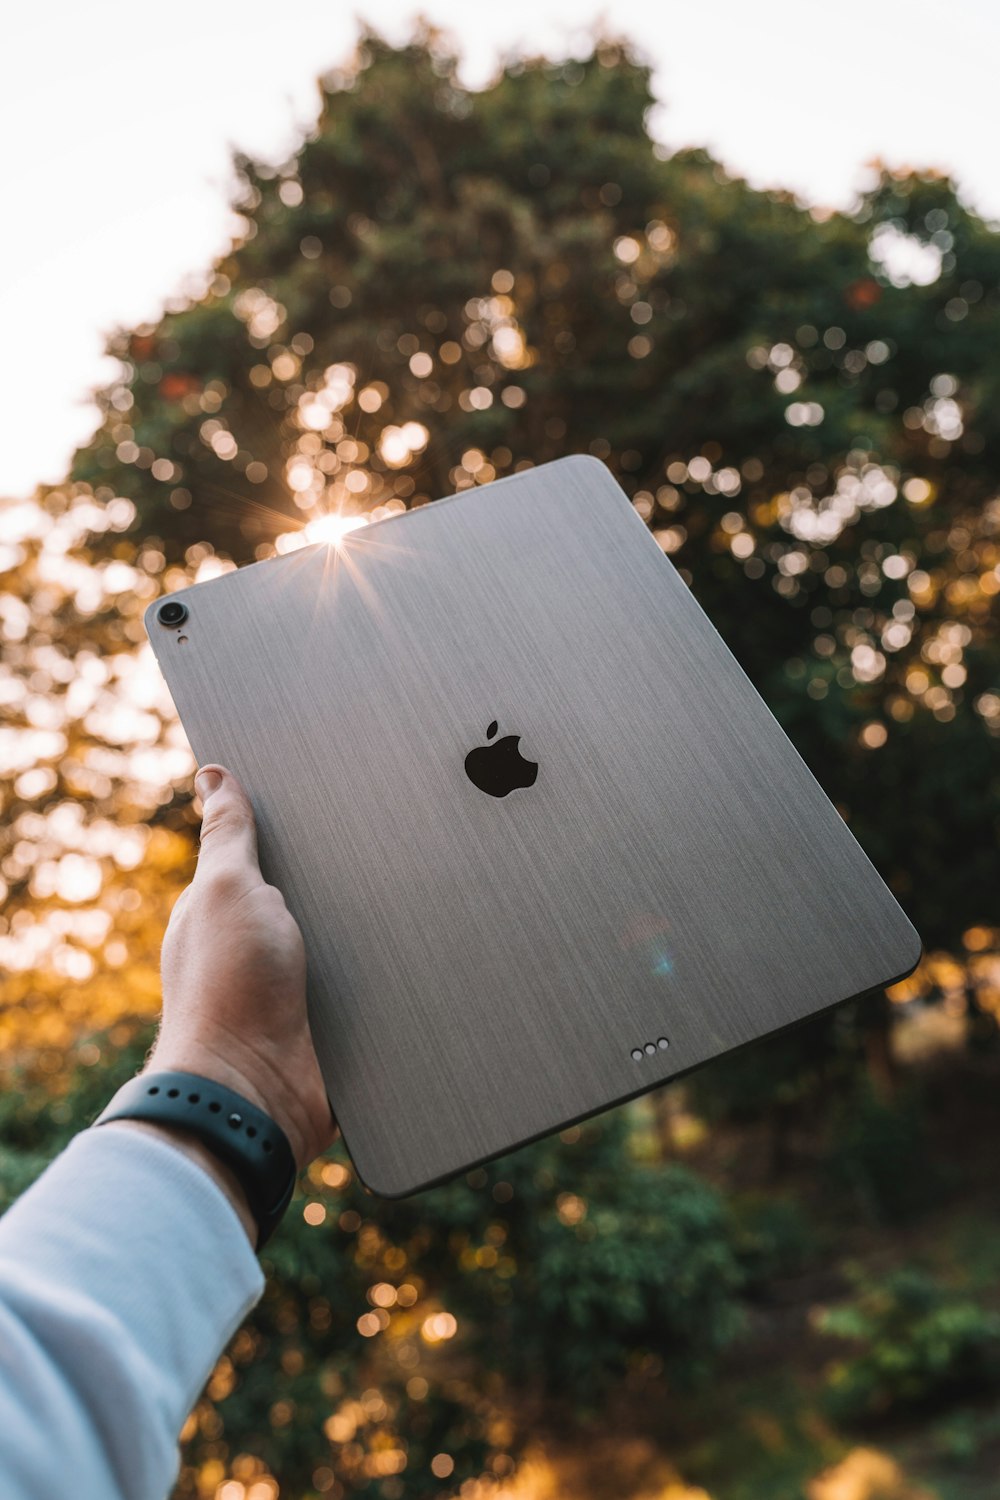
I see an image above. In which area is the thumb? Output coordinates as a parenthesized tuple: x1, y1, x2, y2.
(193, 764, 262, 885)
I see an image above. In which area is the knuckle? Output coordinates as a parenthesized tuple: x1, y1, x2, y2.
(250, 880, 284, 914)
(200, 865, 244, 902)
(270, 897, 301, 936)
(200, 806, 250, 843)
(268, 895, 303, 939)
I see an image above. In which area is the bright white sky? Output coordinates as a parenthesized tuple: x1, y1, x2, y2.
(1, 0, 996, 499)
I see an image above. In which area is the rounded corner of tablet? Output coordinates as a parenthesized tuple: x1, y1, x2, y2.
(347, 1144, 426, 1201)
(555, 451, 621, 491)
(885, 916, 923, 988)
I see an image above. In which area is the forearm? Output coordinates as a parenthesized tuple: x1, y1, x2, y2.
(0, 759, 334, 1499)
(0, 1123, 264, 1500)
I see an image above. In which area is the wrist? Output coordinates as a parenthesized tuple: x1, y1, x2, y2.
(96, 1069, 299, 1248)
(145, 1035, 311, 1168)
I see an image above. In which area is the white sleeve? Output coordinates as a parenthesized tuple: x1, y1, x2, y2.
(0, 1122, 266, 1500)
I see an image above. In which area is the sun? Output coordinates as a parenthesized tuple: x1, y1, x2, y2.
(304, 512, 369, 548)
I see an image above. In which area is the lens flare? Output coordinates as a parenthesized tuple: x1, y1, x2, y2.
(304, 512, 368, 547)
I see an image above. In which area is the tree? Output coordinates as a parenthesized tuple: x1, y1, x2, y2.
(68, 31, 999, 958)
(3, 25, 1000, 1497)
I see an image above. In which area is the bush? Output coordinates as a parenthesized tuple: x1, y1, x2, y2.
(372, 1112, 747, 1402)
(819, 1268, 1000, 1422)
(509, 1154, 746, 1395)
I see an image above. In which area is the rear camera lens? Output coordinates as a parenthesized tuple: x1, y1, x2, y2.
(156, 600, 188, 628)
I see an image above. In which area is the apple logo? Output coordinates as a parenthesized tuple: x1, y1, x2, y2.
(464, 720, 538, 798)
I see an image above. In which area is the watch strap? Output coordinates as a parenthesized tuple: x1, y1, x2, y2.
(93, 1070, 297, 1250)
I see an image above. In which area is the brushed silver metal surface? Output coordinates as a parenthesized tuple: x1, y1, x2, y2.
(145, 456, 921, 1196)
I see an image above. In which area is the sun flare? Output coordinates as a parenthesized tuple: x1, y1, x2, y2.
(304, 512, 369, 548)
(275, 512, 370, 554)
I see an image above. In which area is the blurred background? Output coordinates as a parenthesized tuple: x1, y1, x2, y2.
(2, 4, 999, 1498)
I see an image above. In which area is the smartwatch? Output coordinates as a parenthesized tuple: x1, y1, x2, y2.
(93, 1070, 298, 1250)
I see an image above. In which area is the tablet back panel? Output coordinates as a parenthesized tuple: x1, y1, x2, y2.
(145, 456, 920, 1194)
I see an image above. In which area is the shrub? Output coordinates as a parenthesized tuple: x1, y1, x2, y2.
(819, 1268, 1000, 1422)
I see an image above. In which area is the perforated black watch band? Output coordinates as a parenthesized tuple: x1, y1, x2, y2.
(93, 1071, 298, 1250)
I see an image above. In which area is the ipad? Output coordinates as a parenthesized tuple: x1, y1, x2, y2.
(144, 455, 921, 1195)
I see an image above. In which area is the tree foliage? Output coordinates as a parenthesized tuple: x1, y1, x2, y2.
(69, 32, 1000, 955)
(2, 26, 1000, 1500)
(820, 1268, 1000, 1421)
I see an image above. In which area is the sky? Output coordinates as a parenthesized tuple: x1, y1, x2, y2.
(1, 0, 996, 500)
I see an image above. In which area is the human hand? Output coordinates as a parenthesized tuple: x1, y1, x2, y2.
(145, 764, 336, 1173)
